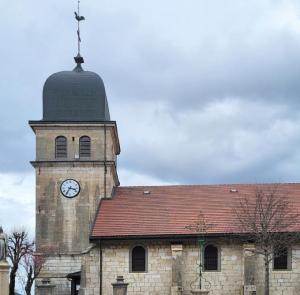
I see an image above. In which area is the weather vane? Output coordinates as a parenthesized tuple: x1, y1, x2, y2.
(74, 0, 85, 64)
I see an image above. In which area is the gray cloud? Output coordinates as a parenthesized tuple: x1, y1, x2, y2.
(1, 0, 300, 186)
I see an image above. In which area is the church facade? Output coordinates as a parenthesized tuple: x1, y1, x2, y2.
(30, 56, 300, 295)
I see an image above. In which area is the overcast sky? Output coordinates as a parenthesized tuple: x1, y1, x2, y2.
(1, 0, 300, 234)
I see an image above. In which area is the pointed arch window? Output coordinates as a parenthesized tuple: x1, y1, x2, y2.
(55, 136, 67, 158)
(130, 245, 147, 272)
(79, 136, 91, 158)
(204, 244, 219, 271)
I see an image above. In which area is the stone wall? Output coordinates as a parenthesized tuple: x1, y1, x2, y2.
(80, 247, 100, 295)
(81, 241, 300, 295)
(101, 242, 172, 295)
(181, 243, 243, 295)
(81, 242, 173, 295)
(254, 245, 300, 295)
(82, 241, 244, 295)
(35, 165, 115, 252)
(36, 254, 81, 295)
(34, 124, 117, 162)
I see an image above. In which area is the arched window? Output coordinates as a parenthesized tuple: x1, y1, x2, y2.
(204, 244, 219, 271)
(55, 136, 67, 158)
(131, 246, 147, 272)
(79, 136, 91, 158)
(274, 247, 290, 270)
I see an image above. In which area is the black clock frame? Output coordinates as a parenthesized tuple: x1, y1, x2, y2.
(60, 179, 81, 198)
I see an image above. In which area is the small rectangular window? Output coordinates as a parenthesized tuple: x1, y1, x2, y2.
(274, 247, 289, 270)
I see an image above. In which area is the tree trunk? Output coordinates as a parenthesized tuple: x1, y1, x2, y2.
(9, 265, 18, 295)
(264, 252, 270, 295)
(25, 280, 33, 295)
(25, 266, 33, 295)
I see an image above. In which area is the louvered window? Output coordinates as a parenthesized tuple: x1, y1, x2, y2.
(204, 245, 219, 271)
(131, 246, 146, 272)
(79, 136, 91, 158)
(55, 136, 67, 158)
(274, 247, 288, 270)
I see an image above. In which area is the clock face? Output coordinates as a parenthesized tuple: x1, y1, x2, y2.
(60, 179, 80, 198)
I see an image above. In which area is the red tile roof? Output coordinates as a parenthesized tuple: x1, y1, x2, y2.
(91, 184, 300, 239)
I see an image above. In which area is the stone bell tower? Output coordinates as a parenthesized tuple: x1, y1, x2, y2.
(29, 55, 120, 294)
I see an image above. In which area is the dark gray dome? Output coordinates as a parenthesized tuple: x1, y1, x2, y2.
(43, 64, 110, 121)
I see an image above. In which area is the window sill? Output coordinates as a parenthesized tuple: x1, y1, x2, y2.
(203, 270, 221, 273)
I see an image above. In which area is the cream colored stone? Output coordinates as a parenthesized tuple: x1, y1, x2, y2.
(30, 122, 120, 295)
(78, 242, 300, 295)
(0, 261, 9, 295)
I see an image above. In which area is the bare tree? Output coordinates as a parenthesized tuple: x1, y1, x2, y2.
(22, 251, 47, 295)
(234, 186, 300, 295)
(7, 229, 34, 295)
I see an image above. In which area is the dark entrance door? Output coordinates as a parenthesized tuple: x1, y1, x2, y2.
(67, 271, 81, 295)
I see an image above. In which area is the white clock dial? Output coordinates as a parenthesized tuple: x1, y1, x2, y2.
(60, 179, 80, 198)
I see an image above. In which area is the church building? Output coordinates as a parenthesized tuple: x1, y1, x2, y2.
(29, 11, 300, 295)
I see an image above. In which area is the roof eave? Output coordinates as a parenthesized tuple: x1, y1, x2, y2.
(90, 231, 300, 242)
(90, 232, 241, 242)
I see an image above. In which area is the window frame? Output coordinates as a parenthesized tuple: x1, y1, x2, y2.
(55, 136, 67, 159)
(203, 244, 221, 272)
(273, 247, 292, 271)
(79, 136, 91, 158)
(129, 245, 148, 273)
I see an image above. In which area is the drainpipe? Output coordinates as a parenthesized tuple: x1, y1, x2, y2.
(100, 243, 103, 295)
(104, 124, 107, 198)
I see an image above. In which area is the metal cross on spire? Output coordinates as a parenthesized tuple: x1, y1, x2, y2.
(74, 0, 85, 65)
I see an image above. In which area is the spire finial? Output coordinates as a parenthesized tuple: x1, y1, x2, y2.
(74, 0, 85, 66)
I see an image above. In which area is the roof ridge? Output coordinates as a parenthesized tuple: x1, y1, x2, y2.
(118, 182, 300, 189)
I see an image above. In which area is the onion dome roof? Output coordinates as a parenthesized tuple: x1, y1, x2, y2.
(43, 56, 110, 121)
